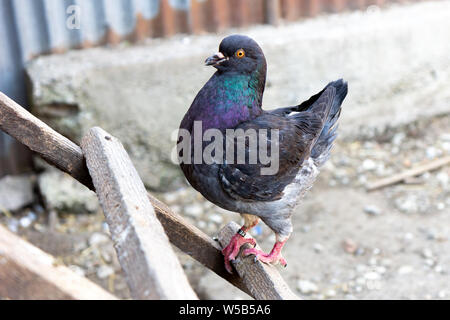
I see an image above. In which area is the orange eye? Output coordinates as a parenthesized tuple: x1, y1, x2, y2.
(235, 49, 245, 59)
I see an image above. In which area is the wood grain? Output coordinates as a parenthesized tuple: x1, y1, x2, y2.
(0, 224, 117, 300)
(218, 222, 299, 300)
(81, 127, 197, 300)
(0, 92, 94, 189)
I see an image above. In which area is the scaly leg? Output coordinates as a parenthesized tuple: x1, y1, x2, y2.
(243, 233, 288, 267)
(222, 214, 259, 274)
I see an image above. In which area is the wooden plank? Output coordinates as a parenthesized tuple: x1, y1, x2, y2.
(189, 0, 204, 34)
(0, 91, 251, 297)
(265, 0, 281, 26)
(218, 222, 299, 300)
(81, 127, 197, 300)
(0, 92, 94, 190)
(367, 155, 450, 191)
(160, 0, 176, 37)
(0, 224, 117, 300)
(281, 0, 301, 21)
(211, 0, 231, 32)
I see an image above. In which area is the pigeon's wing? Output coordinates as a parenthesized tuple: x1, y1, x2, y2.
(218, 114, 323, 202)
(269, 86, 328, 116)
(218, 86, 336, 202)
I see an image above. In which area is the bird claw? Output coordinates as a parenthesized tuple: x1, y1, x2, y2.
(243, 247, 288, 268)
(222, 233, 257, 274)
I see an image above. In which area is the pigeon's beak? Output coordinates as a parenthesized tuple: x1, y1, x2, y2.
(205, 52, 228, 67)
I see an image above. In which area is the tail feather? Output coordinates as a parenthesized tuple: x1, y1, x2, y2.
(310, 79, 348, 166)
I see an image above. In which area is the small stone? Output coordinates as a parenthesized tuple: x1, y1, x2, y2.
(403, 233, 414, 241)
(184, 204, 203, 217)
(398, 265, 413, 275)
(366, 280, 381, 290)
(394, 194, 430, 214)
(313, 243, 324, 253)
(438, 290, 447, 299)
(102, 222, 110, 234)
(301, 225, 311, 233)
(425, 147, 440, 159)
(354, 247, 365, 256)
(97, 265, 114, 279)
(297, 280, 319, 295)
(19, 216, 33, 228)
(362, 159, 377, 171)
(380, 258, 393, 267)
(209, 214, 223, 224)
(434, 265, 444, 273)
(89, 233, 110, 247)
(364, 272, 381, 280)
(163, 192, 179, 204)
(101, 251, 112, 263)
(364, 205, 381, 216)
(356, 264, 367, 273)
(436, 172, 449, 189)
(73, 240, 88, 252)
(324, 288, 336, 298)
(0, 175, 34, 211)
(376, 266, 387, 274)
(358, 175, 368, 185)
(424, 258, 435, 267)
(7, 219, 19, 233)
(392, 132, 406, 146)
(69, 265, 86, 277)
(421, 248, 433, 259)
(38, 169, 99, 214)
(197, 220, 207, 229)
(443, 142, 450, 152)
(342, 239, 358, 254)
(436, 202, 445, 210)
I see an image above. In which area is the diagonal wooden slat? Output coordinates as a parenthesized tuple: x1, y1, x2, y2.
(0, 224, 118, 300)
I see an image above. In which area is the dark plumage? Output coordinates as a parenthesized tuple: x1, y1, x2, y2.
(179, 34, 348, 273)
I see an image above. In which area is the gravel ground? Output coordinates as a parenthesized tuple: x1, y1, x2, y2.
(1, 115, 449, 300)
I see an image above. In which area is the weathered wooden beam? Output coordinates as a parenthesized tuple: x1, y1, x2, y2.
(0, 91, 250, 297)
(218, 222, 299, 300)
(81, 127, 197, 300)
(367, 155, 450, 191)
(0, 92, 94, 190)
(0, 224, 117, 300)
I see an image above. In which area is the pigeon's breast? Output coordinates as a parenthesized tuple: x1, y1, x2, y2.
(192, 74, 262, 131)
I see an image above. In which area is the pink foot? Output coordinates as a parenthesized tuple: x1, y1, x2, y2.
(243, 241, 287, 267)
(222, 232, 256, 273)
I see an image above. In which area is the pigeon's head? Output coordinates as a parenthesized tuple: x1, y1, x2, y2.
(205, 35, 266, 75)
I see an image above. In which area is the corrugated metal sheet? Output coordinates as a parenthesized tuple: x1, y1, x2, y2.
(0, 0, 406, 176)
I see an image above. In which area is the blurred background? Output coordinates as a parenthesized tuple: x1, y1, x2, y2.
(0, 0, 449, 299)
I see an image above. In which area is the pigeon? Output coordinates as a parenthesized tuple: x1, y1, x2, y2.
(178, 34, 348, 273)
